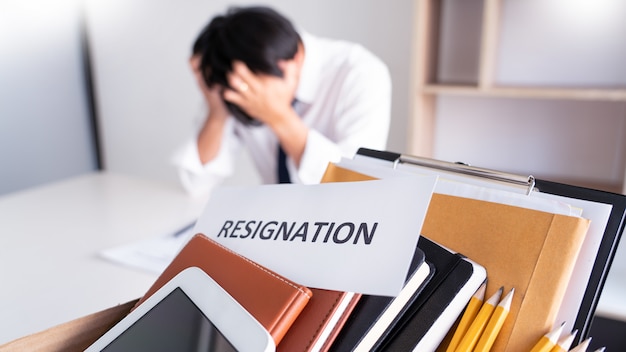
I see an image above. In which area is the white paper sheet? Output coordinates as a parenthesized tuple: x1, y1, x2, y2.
(339, 157, 576, 216)
(191, 178, 436, 296)
(100, 223, 195, 274)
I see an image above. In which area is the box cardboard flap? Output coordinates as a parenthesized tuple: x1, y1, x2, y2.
(0, 300, 136, 352)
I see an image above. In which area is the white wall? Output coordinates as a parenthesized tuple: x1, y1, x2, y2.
(84, 0, 414, 187)
(497, 0, 626, 87)
(434, 96, 626, 185)
(0, 0, 97, 196)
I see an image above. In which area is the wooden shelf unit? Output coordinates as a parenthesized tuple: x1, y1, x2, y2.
(408, 0, 626, 193)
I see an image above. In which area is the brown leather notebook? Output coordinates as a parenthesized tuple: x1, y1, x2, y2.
(270, 165, 366, 352)
(133, 233, 312, 345)
(277, 289, 361, 352)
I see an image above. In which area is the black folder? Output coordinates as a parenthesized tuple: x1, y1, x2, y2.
(329, 245, 434, 352)
(355, 147, 626, 346)
(376, 236, 486, 351)
(532, 178, 626, 341)
(330, 236, 486, 352)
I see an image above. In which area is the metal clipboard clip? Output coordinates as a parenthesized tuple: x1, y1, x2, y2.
(358, 148, 537, 195)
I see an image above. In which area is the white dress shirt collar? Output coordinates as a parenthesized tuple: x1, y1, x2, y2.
(295, 30, 322, 105)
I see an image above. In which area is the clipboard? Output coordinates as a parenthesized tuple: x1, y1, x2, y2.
(354, 147, 626, 346)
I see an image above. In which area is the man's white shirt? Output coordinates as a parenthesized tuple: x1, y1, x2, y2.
(173, 30, 392, 196)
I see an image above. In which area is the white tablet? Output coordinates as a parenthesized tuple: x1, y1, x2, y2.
(85, 266, 275, 352)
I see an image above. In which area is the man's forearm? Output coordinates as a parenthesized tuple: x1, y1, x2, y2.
(197, 112, 228, 164)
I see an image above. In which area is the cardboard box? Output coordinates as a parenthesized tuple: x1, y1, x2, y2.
(0, 300, 136, 352)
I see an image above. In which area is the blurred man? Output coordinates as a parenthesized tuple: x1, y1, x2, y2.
(174, 6, 391, 196)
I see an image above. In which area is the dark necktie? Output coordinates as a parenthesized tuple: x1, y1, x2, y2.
(277, 99, 298, 183)
(278, 145, 290, 183)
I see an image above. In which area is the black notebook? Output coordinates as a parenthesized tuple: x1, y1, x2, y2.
(329, 244, 433, 352)
(376, 236, 486, 351)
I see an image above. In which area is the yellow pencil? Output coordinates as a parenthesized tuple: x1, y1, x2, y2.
(454, 286, 503, 352)
(568, 337, 592, 352)
(445, 281, 487, 352)
(549, 330, 577, 352)
(473, 287, 514, 352)
(530, 323, 565, 352)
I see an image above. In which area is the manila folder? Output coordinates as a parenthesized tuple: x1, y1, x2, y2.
(423, 195, 589, 352)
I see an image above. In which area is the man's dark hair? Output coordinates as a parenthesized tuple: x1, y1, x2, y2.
(193, 6, 301, 125)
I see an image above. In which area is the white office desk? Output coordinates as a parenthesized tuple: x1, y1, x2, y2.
(0, 172, 208, 345)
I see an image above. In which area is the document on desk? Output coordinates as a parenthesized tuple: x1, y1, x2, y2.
(193, 178, 436, 296)
(100, 222, 196, 274)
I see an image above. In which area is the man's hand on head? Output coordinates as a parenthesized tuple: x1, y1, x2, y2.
(223, 60, 299, 129)
(223, 60, 308, 166)
(189, 55, 228, 120)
